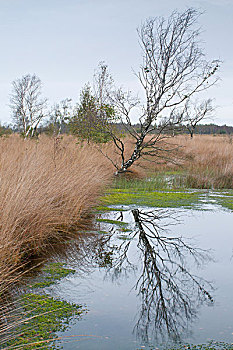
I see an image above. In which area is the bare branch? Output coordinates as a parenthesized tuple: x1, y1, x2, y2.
(99, 9, 220, 174)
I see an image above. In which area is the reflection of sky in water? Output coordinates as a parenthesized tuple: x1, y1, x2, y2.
(56, 207, 233, 349)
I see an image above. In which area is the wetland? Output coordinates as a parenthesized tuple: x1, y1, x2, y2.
(2, 182, 233, 350)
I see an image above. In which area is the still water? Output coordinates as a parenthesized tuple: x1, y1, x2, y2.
(55, 206, 233, 349)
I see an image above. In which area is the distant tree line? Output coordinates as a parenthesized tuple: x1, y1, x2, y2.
(113, 122, 233, 136)
(186, 123, 233, 135)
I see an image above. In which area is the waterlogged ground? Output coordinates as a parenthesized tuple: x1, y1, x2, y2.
(52, 187, 232, 350)
(101, 187, 233, 211)
(4, 185, 233, 350)
(1, 263, 86, 350)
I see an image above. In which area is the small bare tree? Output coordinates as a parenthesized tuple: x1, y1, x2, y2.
(183, 98, 214, 138)
(48, 98, 72, 136)
(10, 74, 47, 138)
(100, 9, 220, 174)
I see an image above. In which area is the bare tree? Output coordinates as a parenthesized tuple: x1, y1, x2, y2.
(94, 61, 114, 108)
(48, 98, 72, 136)
(10, 74, 47, 138)
(183, 98, 214, 138)
(100, 9, 220, 174)
(100, 209, 213, 341)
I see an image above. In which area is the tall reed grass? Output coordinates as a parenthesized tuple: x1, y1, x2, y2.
(0, 134, 112, 293)
(134, 134, 233, 189)
(174, 135, 233, 188)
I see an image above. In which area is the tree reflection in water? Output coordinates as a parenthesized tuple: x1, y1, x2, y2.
(0, 209, 214, 346)
(96, 208, 213, 343)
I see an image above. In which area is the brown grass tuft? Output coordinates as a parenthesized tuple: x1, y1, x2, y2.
(174, 135, 233, 188)
(114, 134, 233, 188)
(0, 135, 112, 292)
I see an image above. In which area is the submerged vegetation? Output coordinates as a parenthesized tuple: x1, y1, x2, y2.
(4, 293, 84, 350)
(1, 262, 85, 350)
(30, 262, 76, 288)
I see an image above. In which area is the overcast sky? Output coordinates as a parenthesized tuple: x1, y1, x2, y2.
(0, 0, 233, 125)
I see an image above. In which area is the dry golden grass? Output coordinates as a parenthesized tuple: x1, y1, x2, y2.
(172, 134, 233, 188)
(139, 134, 233, 188)
(98, 133, 233, 188)
(0, 134, 112, 293)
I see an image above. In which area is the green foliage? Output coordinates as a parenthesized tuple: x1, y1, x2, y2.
(70, 85, 115, 143)
(0, 124, 12, 137)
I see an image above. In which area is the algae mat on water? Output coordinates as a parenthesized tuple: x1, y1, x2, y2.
(209, 190, 233, 211)
(101, 188, 233, 211)
(101, 189, 206, 209)
(30, 262, 76, 288)
(3, 262, 86, 350)
(5, 294, 84, 350)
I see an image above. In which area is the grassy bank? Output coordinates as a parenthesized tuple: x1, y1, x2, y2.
(0, 135, 112, 294)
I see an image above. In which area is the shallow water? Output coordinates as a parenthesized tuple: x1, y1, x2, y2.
(55, 206, 233, 349)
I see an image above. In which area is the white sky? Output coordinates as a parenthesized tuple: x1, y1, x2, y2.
(0, 0, 233, 125)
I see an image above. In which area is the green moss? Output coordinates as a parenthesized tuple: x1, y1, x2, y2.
(3, 262, 85, 349)
(119, 227, 131, 232)
(95, 205, 127, 212)
(205, 190, 233, 211)
(31, 262, 76, 288)
(97, 230, 109, 235)
(96, 218, 129, 226)
(101, 189, 205, 209)
(5, 293, 85, 350)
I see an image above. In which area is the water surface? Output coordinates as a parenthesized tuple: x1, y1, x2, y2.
(55, 206, 233, 349)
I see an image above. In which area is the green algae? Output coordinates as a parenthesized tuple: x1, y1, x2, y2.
(3, 262, 85, 350)
(95, 205, 127, 212)
(100, 185, 233, 211)
(209, 191, 233, 211)
(31, 262, 76, 288)
(117, 234, 134, 241)
(101, 189, 205, 209)
(96, 218, 129, 226)
(110, 172, 233, 211)
(5, 293, 85, 350)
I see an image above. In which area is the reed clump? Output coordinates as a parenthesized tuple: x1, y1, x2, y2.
(0, 135, 112, 292)
(135, 134, 233, 189)
(175, 135, 233, 189)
